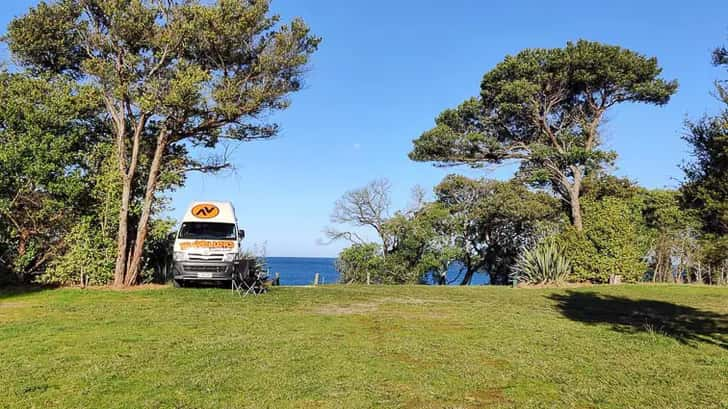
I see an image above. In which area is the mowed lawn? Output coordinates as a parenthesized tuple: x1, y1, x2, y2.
(0, 285, 726, 409)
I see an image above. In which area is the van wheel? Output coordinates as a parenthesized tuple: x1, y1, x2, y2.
(173, 279, 184, 288)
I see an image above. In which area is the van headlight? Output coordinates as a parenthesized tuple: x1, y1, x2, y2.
(173, 252, 188, 261)
(222, 253, 237, 262)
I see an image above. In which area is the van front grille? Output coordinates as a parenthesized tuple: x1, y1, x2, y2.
(188, 253, 224, 261)
(182, 264, 228, 274)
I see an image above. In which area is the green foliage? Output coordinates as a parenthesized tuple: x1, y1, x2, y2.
(333, 181, 549, 286)
(513, 240, 571, 284)
(0, 72, 101, 282)
(411, 40, 677, 230)
(580, 174, 642, 201)
(41, 218, 115, 286)
(6, 0, 320, 286)
(382, 203, 461, 284)
(682, 111, 728, 237)
(681, 106, 728, 238)
(558, 196, 649, 283)
(329, 181, 460, 284)
(641, 189, 701, 282)
(0, 69, 177, 286)
(6, 0, 320, 145)
(139, 218, 176, 283)
(411, 40, 677, 169)
(2, 0, 85, 75)
(336, 243, 384, 284)
(699, 236, 728, 285)
(434, 175, 561, 284)
(679, 42, 728, 279)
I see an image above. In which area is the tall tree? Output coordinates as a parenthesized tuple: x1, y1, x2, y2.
(410, 40, 677, 230)
(434, 175, 559, 285)
(7, 0, 320, 286)
(381, 202, 458, 284)
(0, 72, 101, 282)
(325, 179, 394, 254)
(682, 45, 728, 237)
(681, 43, 728, 283)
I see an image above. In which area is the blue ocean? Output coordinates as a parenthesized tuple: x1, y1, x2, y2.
(265, 257, 490, 286)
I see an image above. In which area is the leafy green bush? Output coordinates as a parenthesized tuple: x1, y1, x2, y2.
(514, 240, 571, 284)
(139, 219, 176, 283)
(40, 218, 115, 286)
(557, 196, 649, 283)
(336, 243, 385, 284)
(382, 203, 460, 284)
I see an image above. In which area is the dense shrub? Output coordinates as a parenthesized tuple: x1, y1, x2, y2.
(41, 218, 115, 286)
(558, 197, 649, 283)
(336, 243, 385, 284)
(138, 219, 176, 283)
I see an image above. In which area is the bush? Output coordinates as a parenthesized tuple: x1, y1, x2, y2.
(557, 197, 649, 283)
(336, 243, 385, 284)
(137, 219, 176, 283)
(513, 240, 571, 284)
(40, 218, 115, 286)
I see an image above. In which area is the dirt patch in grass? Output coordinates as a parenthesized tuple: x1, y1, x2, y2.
(387, 351, 422, 366)
(0, 302, 30, 308)
(315, 302, 379, 315)
(314, 296, 448, 316)
(380, 296, 440, 305)
(517, 282, 594, 289)
(481, 358, 509, 369)
(464, 387, 510, 407)
(403, 388, 510, 409)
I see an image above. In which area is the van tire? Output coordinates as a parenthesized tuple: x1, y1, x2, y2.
(173, 279, 184, 288)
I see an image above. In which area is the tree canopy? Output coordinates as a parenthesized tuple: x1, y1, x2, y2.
(434, 175, 560, 284)
(6, 0, 320, 286)
(0, 72, 101, 281)
(680, 43, 728, 279)
(411, 40, 677, 231)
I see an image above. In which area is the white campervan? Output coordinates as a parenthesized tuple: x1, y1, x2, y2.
(172, 201, 245, 287)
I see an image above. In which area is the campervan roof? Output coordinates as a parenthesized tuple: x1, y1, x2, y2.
(182, 201, 237, 224)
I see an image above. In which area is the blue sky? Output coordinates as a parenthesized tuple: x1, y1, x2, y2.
(2, 1, 727, 257)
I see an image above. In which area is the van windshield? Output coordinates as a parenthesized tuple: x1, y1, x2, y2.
(179, 222, 236, 240)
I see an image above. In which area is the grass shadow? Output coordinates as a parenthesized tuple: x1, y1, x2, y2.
(548, 290, 728, 350)
(0, 285, 53, 301)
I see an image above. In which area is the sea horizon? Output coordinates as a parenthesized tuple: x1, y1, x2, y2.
(264, 256, 490, 286)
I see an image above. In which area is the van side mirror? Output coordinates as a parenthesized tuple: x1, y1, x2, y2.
(167, 231, 177, 241)
(238, 229, 245, 240)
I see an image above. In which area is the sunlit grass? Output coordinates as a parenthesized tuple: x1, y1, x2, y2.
(1, 285, 726, 408)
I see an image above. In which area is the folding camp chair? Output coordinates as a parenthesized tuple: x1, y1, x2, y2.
(231, 261, 248, 295)
(232, 260, 268, 296)
(246, 269, 268, 296)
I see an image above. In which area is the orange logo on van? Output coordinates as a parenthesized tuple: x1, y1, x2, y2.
(191, 204, 219, 219)
(180, 240, 234, 250)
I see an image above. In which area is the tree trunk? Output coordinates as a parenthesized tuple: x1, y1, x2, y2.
(568, 167, 584, 231)
(113, 176, 133, 287)
(460, 268, 475, 285)
(570, 193, 583, 232)
(15, 230, 30, 282)
(109, 108, 146, 287)
(125, 129, 168, 286)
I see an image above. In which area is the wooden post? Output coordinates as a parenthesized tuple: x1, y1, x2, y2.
(274, 272, 280, 286)
(313, 272, 320, 286)
(366, 271, 371, 285)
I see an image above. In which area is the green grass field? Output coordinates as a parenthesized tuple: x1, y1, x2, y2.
(1, 285, 726, 409)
